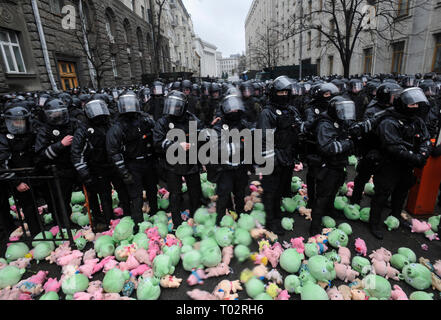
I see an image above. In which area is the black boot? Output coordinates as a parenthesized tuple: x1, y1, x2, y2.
(130, 198, 144, 225)
(370, 225, 384, 240)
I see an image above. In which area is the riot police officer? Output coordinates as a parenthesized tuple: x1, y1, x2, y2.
(211, 92, 252, 225)
(147, 81, 165, 121)
(369, 87, 432, 239)
(106, 93, 158, 225)
(34, 99, 81, 227)
(240, 81, 260, 126)
(72, 99, 130, 231)
(350, 83, 403, 205)
(0, 106, 41, 237)
(309, 96, 357, 236)
(153, 90, 203, 228)
(257, 76, 300, 235)
(347, 79, 369, 121)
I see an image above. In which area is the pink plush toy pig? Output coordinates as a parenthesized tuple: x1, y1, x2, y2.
(327, 287, 344, 300)
(294, 163, 304, 172)
(354, 238, 367, 257)
(134, 248, 151, 265)
(411, 219, 432, 233)
(205, 263, 231, 278)
(57, 250, 83, 267)
(9, 258, 32, 269)
(114, 208, 124, 217)
(187, 289, 219, 300)
(291, 237, 305, 254)
(130, 265, 150, 277)
(74, 292, 93, 300)
(276, 290, 291, 300)
(79, 259, 100, 279)
(43, 278, 61, 293)
(262, 243, 284, 269)
(222, 246, 234, 266)
(92, 256, 115, 274)
(369, 248, 392, 263)
(28, 271, 48, 285)
(50, 226, 60, 237)
(338, 247, 351, 266)
(119, 255, 140, 271)
(334, 263, 360, 283)
(187, 269, 207, 286)
(391, 285, 408, 300)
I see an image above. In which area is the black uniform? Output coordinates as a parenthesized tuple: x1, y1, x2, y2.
(71, 120, 130, 227)
(34, 119, 80, 227)
(147, 96, 165, 121)
(370, 110, 431, 235)
(153, 111, 203, 226)
(106, 113, 158, 224)
(257, 103, 299, 234)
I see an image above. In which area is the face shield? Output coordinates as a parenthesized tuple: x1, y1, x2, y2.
(84, 100, 110, 119)
(351, 82, 363, 94)
(152, 85, 164, 96)
(221, 95, 246, 114)
(273, 77, 293, 91)
(38, 96, 48, 107)
(163, 95, 186, 117)
(400, 88, 429, 107)
(242, 87, 252, 98)
(45, 108, 69, 126)
(118, 95, 141, 114)
(5, 115, 28, 135)
(335, 100, 356, 122)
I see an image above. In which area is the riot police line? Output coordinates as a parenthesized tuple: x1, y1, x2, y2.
(0, 72, 440, 255)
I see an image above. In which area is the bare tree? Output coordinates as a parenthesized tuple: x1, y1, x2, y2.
(248, 23, 283, 70)
(75, 2, 132, 89)
(279, 0, 431, 77)
(150, 0, 168, 76)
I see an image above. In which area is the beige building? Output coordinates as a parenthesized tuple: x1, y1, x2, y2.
(245, 0, 441, 77)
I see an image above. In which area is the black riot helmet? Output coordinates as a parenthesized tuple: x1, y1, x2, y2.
(117, 94, 141, 114)
(44, 99, 70, 126)
(84, 99, 110, 120)
(221, 93, 245, 120)
(200, 82, 210, 96)
(331, 79, 346, 94)
(163, 90, 188, 117)
(171, 81, 182, 91)
(3, 106, 31, 135)
(365, 81, 381, 98)
(269, 76, 292, 106)
(151, 81, 164, 96)
(401, 76, 416, 88)
(311, 83, 340, 103)
(394, 87, 429, 117)
(376, 83, 403, 107)
(92, 93, 110, 104)
(328, 96, 357, 127)
(37, 93, 51, 108)
(182, 80, 192, 91)
(348, 79, 364, 94)
(58, 92, 73, 108)
(138, 88, 151, 103)
(419, 80, 439, 97)
(210, 83, 222, 99)
(192, 84, 200, 96)
(291, 82, 304, 96)
(240, 82, 254, 98)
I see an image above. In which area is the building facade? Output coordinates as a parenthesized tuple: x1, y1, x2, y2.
(245, 0, 441, 77)
(218, 54, 241, 78)
(195, 38, 218, 78)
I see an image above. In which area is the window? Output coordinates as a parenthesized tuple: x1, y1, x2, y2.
(105, 13, 115, 43)
(132, 0, 136, 11)
(397, 0, 409, 17)
(307, 32, 311, 50)
(141, 6, 145, 20)
(328, 56, 334, 75)
(0, 30, 26, 74)
(50, 0, 64, 15)
(111, 55, 118, 77)
(316, 58, 321, 76)
(433, 34, 441, 73)
(391, 41, 405, 74)
(364, 48, 373, 73)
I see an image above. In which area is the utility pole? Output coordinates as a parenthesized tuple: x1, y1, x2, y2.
(298, 0, 303, 80)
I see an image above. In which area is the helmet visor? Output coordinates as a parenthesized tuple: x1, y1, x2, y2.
(335, 101, 356, 121)
(222, 95, 245, 114)
(163, 95, 186, 116)
(85, 100, 110, 119)
(322, 83, 340, 96)
(5, 118, 27, 135)
(401, 88, 429, 106)
(152, 85, 163, 95)
(38, 96, 48, 107)
(351, 82, 363, 93)
(273, 77, 293, 91)
(118, 95, 140, 114)
(45, 108, 69, 126)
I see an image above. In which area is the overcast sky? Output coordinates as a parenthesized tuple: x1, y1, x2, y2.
(182, 0, 254, 57)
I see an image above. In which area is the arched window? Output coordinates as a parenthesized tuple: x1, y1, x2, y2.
(123, 19, 132, 47)
(105, 9, 116, 43)
(137, 28, 143, 52)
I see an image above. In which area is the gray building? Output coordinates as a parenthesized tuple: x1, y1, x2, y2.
(245, 0, 441, 77)
(0, 0, 165, 92)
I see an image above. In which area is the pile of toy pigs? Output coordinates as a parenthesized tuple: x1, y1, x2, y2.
(1, 173, 441, 300)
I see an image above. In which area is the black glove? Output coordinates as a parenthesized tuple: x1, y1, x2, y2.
(122, 172, 134, 185)
(348, 123, 363, 138)
(409, 153, 427, 169)
(432, 145, 441, 158)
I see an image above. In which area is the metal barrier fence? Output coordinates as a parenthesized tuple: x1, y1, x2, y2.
(0, 166, 76, 249)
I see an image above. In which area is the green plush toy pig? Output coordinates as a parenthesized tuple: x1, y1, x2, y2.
(280, 249, 303, 274)
(112, 217, 135, 243)
(153, 254, 175, 278)
(233, 228, 252, 247)
(215, 227, 234, 247)
(299, 282, 329, 300)
(328, 229, 349, 248)
(61, 273, 89, 300)
(182, 250, 203, 271)
(103, 268, 130, 293)
(94, 235, 115, 258)
(0, 266, 26, 289)
(163, 245, 181, 267)
(234, 245, 250, 263)
(137, 277, 161, 300)
(245, 277, 265, 299)
(5, 243, 29, 262)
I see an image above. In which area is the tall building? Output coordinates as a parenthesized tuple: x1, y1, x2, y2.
(245, 0, 441, 77)
(219, 54, 241, 78)
(194, 38, 218, 78)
